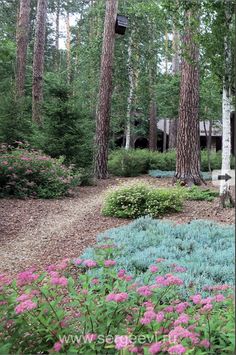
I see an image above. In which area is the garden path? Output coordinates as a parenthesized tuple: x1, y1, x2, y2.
(0, 176, 234, 276)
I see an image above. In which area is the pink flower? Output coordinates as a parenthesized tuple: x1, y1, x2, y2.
(140, 317, 152, 325)
(144, 310, 156, 320)
(2, 160, 8, 165)
(106, 292, 129, 303)
(149, 342, 162, 354)
(124, 275, 133, 282)
(168, 344, 186, 354)
(214, 294, 225, 302)
(51, 276, 68, 287)
(53, 341, 63, 352)
(201, 304, 213, 313)
(156, 311, 165, 322)
(0, 274, 11, 286)
(118, 269, 126, 278)
(190, 294, 202, 305)
(17, 270, 39, 286)
(104, 259, 116, 267)
(156, 258, 165, 263)
(16, 293, 32, 302)
(137, 286, 152, 297)
(199, 339, 210, 348)
(149, 265, 159, 273)
(174, 313, 189, 326)
(91, 278, 100, 285)
(114, 335, 132, 350)
(163, 306, 174, 313)
(74, 258, 83, 265)
(201, 297, 213, 305)
(155, 274, 183, 287)
(85, 333, 97, 342)
(83, 259, 97, 268)
(175, 302, 189, 313)
(15, 300, 37, 314)
(174, 266, 187, 273)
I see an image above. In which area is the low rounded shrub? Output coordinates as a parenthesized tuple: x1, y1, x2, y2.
(0, 252, 234, 354)
(0, 147, 80, 198)
(102, 184, 183, 218)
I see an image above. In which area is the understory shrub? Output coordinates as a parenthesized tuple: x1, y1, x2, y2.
(84, 218, 235, 292)
(0, 146, 80, 198)
(102, 184, 183, 218)
(182, 186, 218, 201)
(108, 149, 235, 177)
(0, 252, 234, 354)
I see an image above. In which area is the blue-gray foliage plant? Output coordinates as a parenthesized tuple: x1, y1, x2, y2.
(82, 218, 234, 295)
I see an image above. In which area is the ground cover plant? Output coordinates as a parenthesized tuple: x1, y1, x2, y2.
(0, 249, 234, 354)
(102, 184, 184, 218)
(148, 170, 212, 181)
(0, 145, 80, 198)
(84, 218, 235, 293)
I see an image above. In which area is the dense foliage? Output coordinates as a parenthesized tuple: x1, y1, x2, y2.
(0, 249, 234, 354)
(84, 218, 235, 292)
(102, 184, 184, 219)
(108, 149, 235, 177)
(0, 146, 80, 198)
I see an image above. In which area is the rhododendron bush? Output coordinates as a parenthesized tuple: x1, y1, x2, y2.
(0, 247, 234, 354)
(0, 145, 80, 198)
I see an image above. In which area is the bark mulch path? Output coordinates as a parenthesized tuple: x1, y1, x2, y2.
(0, 176, 234, 276)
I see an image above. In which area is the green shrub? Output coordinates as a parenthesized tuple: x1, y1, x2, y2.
(183, 186, 219, 201)
(108, 149, 149, 177)
(0, 146, 80, 198)
(102, 184, 183, 218)
(108, 149, 235, 177)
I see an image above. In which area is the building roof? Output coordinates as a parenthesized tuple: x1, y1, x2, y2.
(157, 119, 222, 137)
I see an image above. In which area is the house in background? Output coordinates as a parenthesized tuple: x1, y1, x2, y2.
(156, 119, 222, 152)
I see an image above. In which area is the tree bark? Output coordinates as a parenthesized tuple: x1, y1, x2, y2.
(149, 100, 157, 151)
(66, 12, 71, 84)
(125, 31, 135, 150)
(16, 0, 31, 98)
(169, 27, 180, 150)
(32, 0, 48, 124)
(54, 0, 60, 70)
(174, 10, 202, 186)
(94, 0, 118, 179)
(203, 119, 212, 172)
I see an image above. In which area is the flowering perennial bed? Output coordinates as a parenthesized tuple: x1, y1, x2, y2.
(0, 244, 234, 354)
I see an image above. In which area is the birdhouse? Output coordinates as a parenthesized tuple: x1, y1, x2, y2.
(115, 15, 128, 35)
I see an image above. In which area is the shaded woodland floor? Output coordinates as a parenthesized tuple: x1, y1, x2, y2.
(0, 176, 234, 276)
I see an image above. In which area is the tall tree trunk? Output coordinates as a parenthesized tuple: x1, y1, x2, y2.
(125, 31, 134, 150)
(94, 0, 118, 179)
(174, 10, 202, 186)
(169, 27, 180, 149)
(220, 2, 234, 207)
(54, 0, 60, 70)
(32, 0, 48, 124)
(66, 12, 71, 84)
(149, 100, 157, 151)
(16, 0, 31, 98)
(220, 85, 234, 206)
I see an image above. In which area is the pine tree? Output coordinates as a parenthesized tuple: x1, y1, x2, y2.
(94, 0, 118, 179)
(32, 0, 48, 124)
